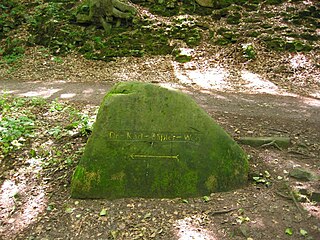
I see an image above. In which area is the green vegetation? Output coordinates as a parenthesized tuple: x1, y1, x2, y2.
(48, 99, 96, 137)
(67, 107, 96, 136)
(23, 0, 202, 60)
(252, 170, 272, 187)
(0, 0, 318, 63)
(0, 38, 25, 64)
(242, 43, 256, 59)
(0, 0, 26, 40)
(0, 95, 35, 155)
(0, 94, 96, 169)
(210, 1, 318, 52)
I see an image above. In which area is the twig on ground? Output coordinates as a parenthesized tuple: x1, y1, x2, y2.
(260, 140, 282, 150)
(288, 188, 305, 214)
(288, 150, 312, 158)
(209, 207, 240, 215)
(269, 128, 290, 133)
(277, 183, 305, 214)
(276, 191, 291, 199)
(208, 205, 256, 216)
(237, 136, 290, 149)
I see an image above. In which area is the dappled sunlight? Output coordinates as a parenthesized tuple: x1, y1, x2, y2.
(0, 180, 19, 214)
(0, 86, 61, 99)
(179, 48, 194, 57)
(172, 61, 230, 91)
(20, 88, 61, 98)
(173, 215, 218, 240)
(301, 96, 320, 107)
(301, 203, 320, 220)
(310, 92, 320, 99)
(240, 70, 281, 94)
(60, 93, 77, 99)
(248, 217, 266, 229)
(83, 88, 94, 94)
(0, 158, 47, 237)
(293, 182, 320, 220)
(286, 53, 320, 97)
(171, 61, 299, 96)
(189, 68, 229, 90)
(289, 53, 311, 69)
(0, 81, 111, 104)
(0, 90, 15, 95)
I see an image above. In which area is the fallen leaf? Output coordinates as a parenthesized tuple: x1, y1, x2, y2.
(65, 207, 74, 213)
(203, 196, 210, 202)
(110, 230, 118, 239)
(100, 208, 107, 216)
(285, 227, 293, 235)
(299, 229, 308, 236)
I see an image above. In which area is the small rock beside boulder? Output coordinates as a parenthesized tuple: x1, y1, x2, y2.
(289, 167, 319, 181)
(195, 0, 213, 8)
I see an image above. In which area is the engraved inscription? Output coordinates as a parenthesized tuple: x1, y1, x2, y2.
(130, 154, 180, 160)
(105, 130, 201, 143)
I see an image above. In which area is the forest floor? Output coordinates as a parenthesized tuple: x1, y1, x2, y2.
(1, 2, 320, 240)
(0, 47, 320, 240)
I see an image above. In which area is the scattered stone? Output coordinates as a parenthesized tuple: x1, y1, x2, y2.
(289, 167, 319, 181)
(71, 82, 248, 199)
(195, 0, 213, 8)
(309, 192, 320, 202)
(298, 189, 320, 203)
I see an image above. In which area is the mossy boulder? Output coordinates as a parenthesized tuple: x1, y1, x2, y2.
(71, 82, 248, 199)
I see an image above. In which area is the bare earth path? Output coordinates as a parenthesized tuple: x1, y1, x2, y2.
(1, 77, 319, 125)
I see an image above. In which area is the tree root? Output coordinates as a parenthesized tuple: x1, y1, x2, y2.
(276, 183, 305, 215)
(209, 207, 240, 215)
(260, 140, 282, 150)
(207, 205, 256, 216)
(77, 0, 137, 33)
(237, 136, 290, 149)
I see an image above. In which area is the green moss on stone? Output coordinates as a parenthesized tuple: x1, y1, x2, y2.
(71, 165, 101, 197)
(205, 175, 217, 192)
(71, 82, 248, 199)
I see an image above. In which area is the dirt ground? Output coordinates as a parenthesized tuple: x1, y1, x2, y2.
(1, 3, 320, 239)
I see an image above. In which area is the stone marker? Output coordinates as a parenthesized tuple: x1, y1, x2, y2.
(71, 82, 248, 199)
